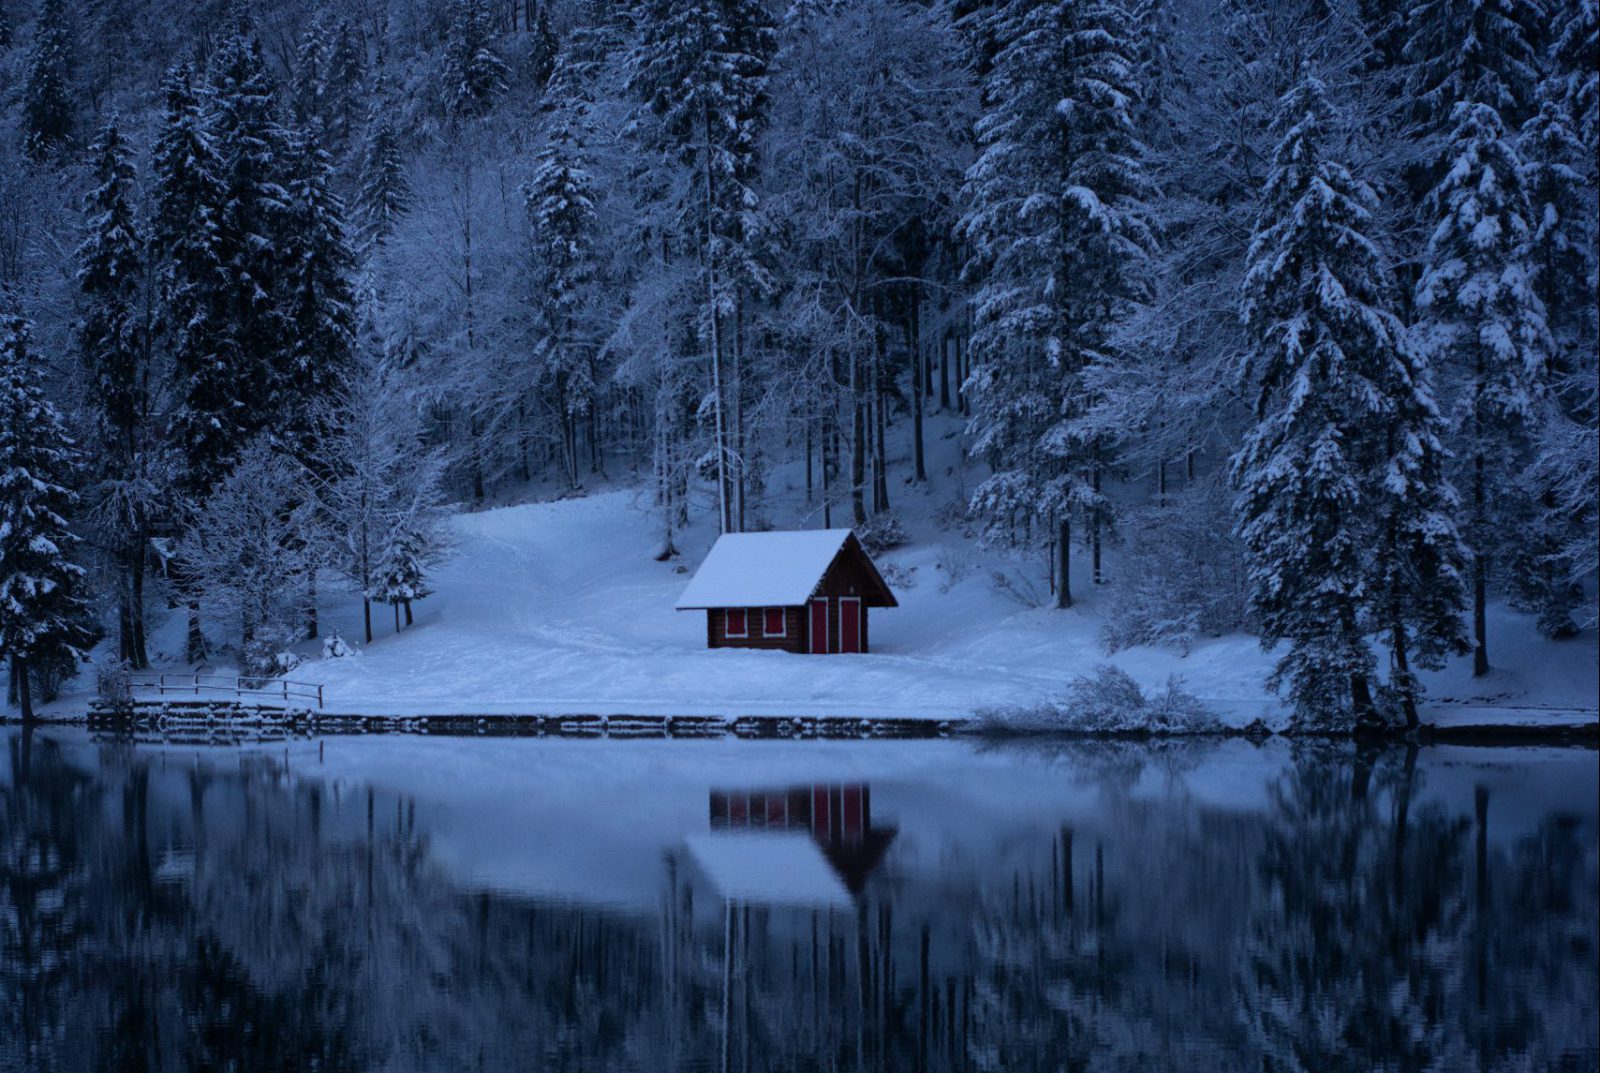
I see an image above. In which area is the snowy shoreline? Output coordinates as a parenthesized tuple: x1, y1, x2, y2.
(10, 705, 1596, 746)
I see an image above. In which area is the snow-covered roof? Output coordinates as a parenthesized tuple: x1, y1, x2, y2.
(684, 833, 854, 906)
(674, 529, 858, 609)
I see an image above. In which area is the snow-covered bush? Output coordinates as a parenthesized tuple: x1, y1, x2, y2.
(879, 561, 917, 590)
(322, 632, 360, 659)
(241, 627, 303, 683)
(856, 512, 908, 553)
(935, 546, 977, 592)
(975, 666, 1223, 735)
(96, 659, 134, 708)
(1099, 479, 1254, 654)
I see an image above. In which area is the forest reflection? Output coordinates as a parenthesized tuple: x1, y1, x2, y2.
(1, 730, 1595, 1072)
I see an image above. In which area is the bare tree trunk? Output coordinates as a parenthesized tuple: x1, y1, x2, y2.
(1056, 517, 1072, 609)
(14, 656, 33, 722)
(874, 330, 890, 512)
(1472, 448, 1489, 677)
(187, 602, 206, 663)
(910, 308, 926, 482)
(851, 351, 866, 526)
(306, 573, 318, 641)
(939, 331, 951, 411)
(1091, 458, 1103, 585)
(822, 412, 834, 529)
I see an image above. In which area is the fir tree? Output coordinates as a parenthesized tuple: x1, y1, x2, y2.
(324, 19, 367, 152)
(291, 19, 331, 129)
(1510, 80, 1596, 637)
(525, 108, 600, 487)
(959, 0, 1154, 606)
(279, 123, 358, 464)
(1415, 100, 1549, 675)
(206, 28, 295, 450)
(1233, 69, 1441, 726)
(0, 317, 97, 720)
(377, 524, 438, 631)
(21, 0, 75, 161)
(75, 116, 155, 668)
(443, 0, 511, 119)
(354, 101, 412, 251)
(628, 0, 778, 532)
(153, 63, 232, 502)
(527, 0, 559, 88)
(1404, 0, 1543, 128)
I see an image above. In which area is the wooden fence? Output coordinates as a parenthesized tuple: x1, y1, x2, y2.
(127, 672, 324, 710)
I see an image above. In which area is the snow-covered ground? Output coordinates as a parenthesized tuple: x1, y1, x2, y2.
(20, 417, 1598, 728)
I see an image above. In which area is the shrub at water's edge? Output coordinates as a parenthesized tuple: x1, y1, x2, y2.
(974, 665, 1226, 736)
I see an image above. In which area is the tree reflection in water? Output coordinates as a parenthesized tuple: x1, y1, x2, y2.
(0, 730, 1594, 1072)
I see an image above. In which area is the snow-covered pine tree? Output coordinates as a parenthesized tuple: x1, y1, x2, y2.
(527, 0, 559, 89)
(291, 18, 331, 129)
(279, 122, 358, 466)
(1512, 78, 1596, 637)
(1233, 67, 1415, 727)
(377, 523, 440, 632)
(1370, 331, 1472, 729)
(444, 0, 511, 119)
(75, 116, 157, 669)
(324, 19, 367, 154)
(206, 26, 297, 449)
(21, 0, 75, 161)
(1415, 99, 1549, 675)
(154, 63, 233, 502)
(628, 0, 778, 533)
(0, 317, 98, 720)
(525, 102, 600, 488)
(1555, 0, 1598, 156)
(355, 97, 412, 252)
(1404, 0, 1543, 129)
(959, 0, 1154, 606)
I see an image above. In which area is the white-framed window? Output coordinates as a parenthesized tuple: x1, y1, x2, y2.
(763, 607, 786, 638)
(725, 608, 749, 638)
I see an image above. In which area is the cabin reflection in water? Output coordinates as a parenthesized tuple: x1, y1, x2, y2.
(700, 784, 897, 899)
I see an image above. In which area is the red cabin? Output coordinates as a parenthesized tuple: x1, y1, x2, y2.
(675, 529, 898, 653)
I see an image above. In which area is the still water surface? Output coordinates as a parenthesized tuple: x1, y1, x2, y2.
(1, 728, 1596, 1072)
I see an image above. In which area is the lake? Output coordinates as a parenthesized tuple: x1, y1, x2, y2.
(1, 728, 1595, 1072)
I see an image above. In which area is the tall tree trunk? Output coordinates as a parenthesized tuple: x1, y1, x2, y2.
(1091, 459, 1103, 585)
(129, 534, 148, 669)
(394, 602, 401, 634)
(186, 601, 206, 663)
(306, 573, 318, 641)
(851, 352, 866, 526)
(14, 656, 33, 722)
(703, 111, 732, 535)
(1392, 621, 1419, 730)
(874, 333, 890, 512)
(363, 596, 373, 645)
(1056, 517, 1072, 609)
(822, 412, 834, 528)
(939, 331, 951, 411)
(404, 599, 413, 626)
(1472, 448, 1489, 676)
(910, 307, 926, 482)
(805, 419, 814, 501)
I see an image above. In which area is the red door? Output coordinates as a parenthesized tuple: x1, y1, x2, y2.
(839, 597, 862, 653)
(810, 598, 829, 653)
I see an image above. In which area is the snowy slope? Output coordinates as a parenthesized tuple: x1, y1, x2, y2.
(194, 483, 1597, 725)
(19, 414, 1596, 726)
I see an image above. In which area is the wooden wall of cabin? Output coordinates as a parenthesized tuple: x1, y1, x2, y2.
(706, 607, 808, 653)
